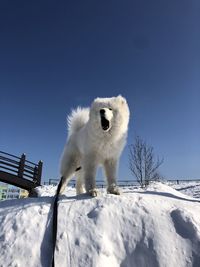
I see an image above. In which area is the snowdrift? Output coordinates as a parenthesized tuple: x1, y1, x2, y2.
(0, 183, 200, 267)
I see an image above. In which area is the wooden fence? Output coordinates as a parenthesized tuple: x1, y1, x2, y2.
(0, 151, 42, 194)
(46, 178, 200, 188)
(47, 178, 139, 188)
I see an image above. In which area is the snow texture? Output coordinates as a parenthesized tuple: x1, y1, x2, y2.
(0, 182, 200, 267)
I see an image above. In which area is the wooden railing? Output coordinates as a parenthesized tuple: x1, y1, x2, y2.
(0, 151, 42, 193)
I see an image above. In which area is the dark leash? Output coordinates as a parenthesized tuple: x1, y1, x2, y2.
(51, 176, 64, 267)
(51, 167, 81, 267)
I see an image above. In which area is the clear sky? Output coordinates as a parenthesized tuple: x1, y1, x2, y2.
(1, 0, 200, 182)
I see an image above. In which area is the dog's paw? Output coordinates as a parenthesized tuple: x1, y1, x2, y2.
(107, 184, 121, 195)
(89, 188, 99, 197)
(76, 187, 86, 195)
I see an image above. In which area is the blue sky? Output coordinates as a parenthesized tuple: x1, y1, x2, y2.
(1, 0, 200, 182)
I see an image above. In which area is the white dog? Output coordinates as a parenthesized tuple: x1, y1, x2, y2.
(59, 95, 130, 197)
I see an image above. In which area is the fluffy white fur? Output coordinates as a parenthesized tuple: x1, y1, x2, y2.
(59, 95, 130, 197)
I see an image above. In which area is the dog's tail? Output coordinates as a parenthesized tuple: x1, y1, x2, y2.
(67, 107, 90, 137)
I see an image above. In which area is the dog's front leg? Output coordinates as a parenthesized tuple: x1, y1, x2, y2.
(104, 158, 120, 195)
(83, 156, 98, 197)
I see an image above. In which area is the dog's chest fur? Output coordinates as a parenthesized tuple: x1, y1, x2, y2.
(87, 133, 125, 161)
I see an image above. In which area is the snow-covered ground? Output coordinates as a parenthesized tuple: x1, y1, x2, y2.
(169, 181, 200, 199)
(0, 182, 200, 267)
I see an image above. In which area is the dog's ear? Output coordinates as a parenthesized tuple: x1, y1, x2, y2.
(117, 95, 126, 105)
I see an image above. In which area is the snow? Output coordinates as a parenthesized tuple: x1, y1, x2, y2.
(169, 181, 200, 199)
(0, 182, 200, 267)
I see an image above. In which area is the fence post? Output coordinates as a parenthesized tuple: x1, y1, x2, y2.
(18, 153, 26, 178)
(37, 160, 43, 184)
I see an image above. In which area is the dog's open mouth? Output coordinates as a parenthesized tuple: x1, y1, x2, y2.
(101, 116, 110, 131)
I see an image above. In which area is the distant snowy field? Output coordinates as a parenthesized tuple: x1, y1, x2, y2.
(0, 182, 200, 267)
(168, 181, 200, 199)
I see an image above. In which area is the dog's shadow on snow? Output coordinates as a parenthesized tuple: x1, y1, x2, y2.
(56, 191, 103, 203)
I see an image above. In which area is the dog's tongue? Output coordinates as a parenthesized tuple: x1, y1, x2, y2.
(101, 117, 110, 131)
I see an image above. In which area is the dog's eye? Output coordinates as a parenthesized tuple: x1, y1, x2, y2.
(109, 108, 112, 111)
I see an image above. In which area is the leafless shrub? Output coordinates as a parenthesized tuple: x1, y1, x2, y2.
(129, 136, 164, 188)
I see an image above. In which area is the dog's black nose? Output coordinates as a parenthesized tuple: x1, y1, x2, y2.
(100, 109, 105, 115)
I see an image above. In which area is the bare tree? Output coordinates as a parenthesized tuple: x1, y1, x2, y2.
(129, 136, 164, 187)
